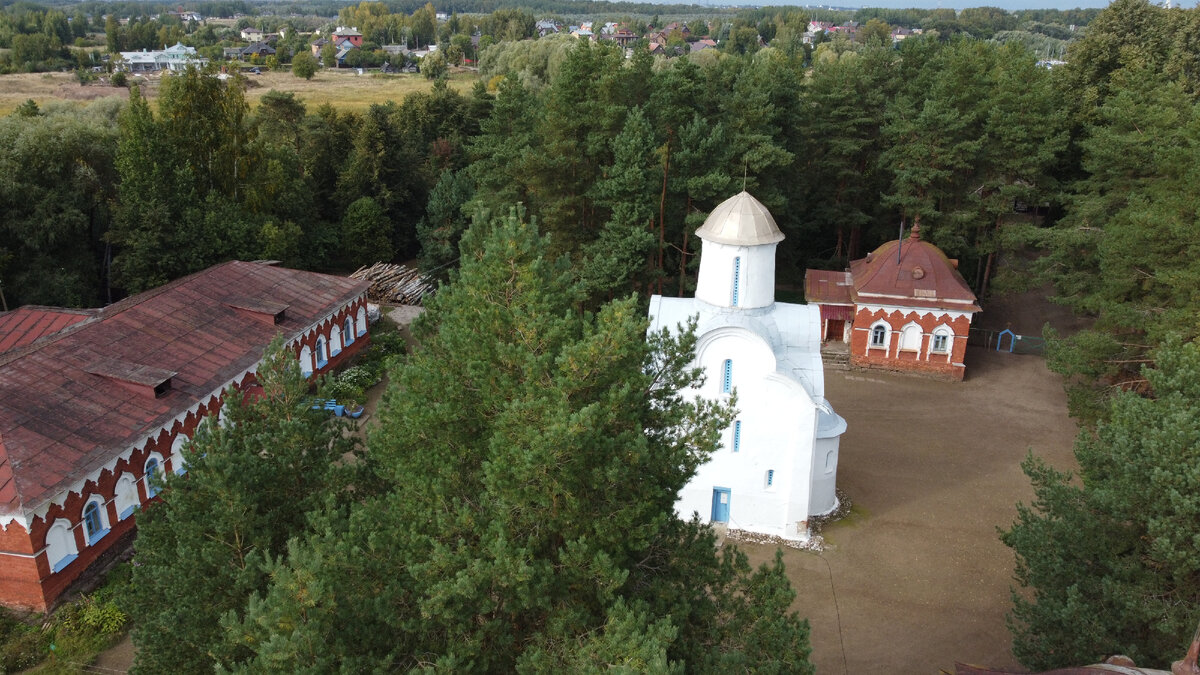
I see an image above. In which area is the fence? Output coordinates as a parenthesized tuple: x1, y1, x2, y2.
(968, 327, 1046, 356)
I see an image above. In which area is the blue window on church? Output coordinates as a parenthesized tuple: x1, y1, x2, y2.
(722, 359, 732, 393)
(766, 469, 775, 487)
(733, 420, 741, 452)
(732, 257, 741, 306)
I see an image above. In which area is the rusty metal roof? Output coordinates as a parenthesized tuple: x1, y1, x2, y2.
(849, 225, 980, 312)
(0, 261, 368, 517)
(0, 307, 95, 354)
(804, 269, 854, 306)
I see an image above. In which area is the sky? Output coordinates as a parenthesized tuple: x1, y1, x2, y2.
(728, 0, 1116, 10)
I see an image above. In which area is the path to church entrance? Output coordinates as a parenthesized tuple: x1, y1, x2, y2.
(737, 346, 1078, 673)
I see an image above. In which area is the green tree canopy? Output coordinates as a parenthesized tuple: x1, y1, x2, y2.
(217, 209, 814, 672)
(1002, 338, 1200, 670)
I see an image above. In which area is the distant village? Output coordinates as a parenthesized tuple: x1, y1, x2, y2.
(113, 11, 925, 75)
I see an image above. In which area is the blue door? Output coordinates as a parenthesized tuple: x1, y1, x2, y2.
(711, 488, 731, 523)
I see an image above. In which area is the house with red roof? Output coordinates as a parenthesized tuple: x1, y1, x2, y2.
(805, 224, 981, 380)
(0, 261, 369, 611)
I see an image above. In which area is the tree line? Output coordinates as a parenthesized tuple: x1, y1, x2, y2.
(6, 0, 1200, 666)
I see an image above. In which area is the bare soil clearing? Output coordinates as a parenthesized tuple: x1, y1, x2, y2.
(738, 347, 1078, 674)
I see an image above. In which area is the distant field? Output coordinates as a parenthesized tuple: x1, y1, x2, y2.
(0, 68, 479, 116)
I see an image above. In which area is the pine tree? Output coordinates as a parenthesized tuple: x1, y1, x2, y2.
(122, 339, 358, 673)
(221, 210, 814, 672)
(1002, 338, 1200, 670)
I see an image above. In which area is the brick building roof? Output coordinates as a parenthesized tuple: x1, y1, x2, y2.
(0, 261, 368, 518)
(0, 307, 95, 353)
(804, 270, 854, 306)
(848, 225, 980, 313)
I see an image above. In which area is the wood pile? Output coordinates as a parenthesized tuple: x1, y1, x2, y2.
(350, 263, 435, 305)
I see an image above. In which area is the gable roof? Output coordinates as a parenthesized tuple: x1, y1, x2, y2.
(0, 261, 368, 519)
(804, 270, 854, 306)
(0, 307, 95, 353)
(848, 225, 980, 312)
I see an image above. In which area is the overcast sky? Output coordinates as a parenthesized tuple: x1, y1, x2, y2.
(727, 0, 1120, 10)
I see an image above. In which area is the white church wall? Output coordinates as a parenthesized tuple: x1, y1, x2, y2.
(695, 242, 778, 309)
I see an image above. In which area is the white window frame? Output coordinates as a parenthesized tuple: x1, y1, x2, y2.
(929, 325, 953, 356)
(144, 452, 165, 498)
(356, 306, 368, 336)
(330, 324, 343, 357)
(115, 473, 139, 520)
(299, 345, 313, 376)
(81, 495, 110, 546)
(344, 316, 355, 346)
(171, 434, 189, 475)
(45, 519, 78, 573)
(898, 322, 922, 352)
(868, 321, 890, 351)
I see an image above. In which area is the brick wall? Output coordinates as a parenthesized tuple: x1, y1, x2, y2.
(849, 307, 972, 381)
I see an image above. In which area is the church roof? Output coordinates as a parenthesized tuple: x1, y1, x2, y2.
(848, 225, 980, 312)
(695, 191, 785, 246)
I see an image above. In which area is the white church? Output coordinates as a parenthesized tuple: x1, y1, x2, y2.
(648, 191, 846, 541)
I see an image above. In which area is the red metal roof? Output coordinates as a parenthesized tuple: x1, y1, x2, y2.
(848, 225, 980, 312)
(804, 269, 854, 306)
(0, 261, 368, 517)
(0, 307, 95, 353)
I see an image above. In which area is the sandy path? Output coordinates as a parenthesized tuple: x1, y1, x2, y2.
(738, 347, 1077, 673)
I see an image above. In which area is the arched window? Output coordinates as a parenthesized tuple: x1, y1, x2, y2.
(356, 306, 367, 336)
(82, 498, 109, 545)
(869, 322, 889, 349)
(721, 359, 733, 393)
(45, 519, 77, 573)
(299, 345, 313, 377)
(825, 450, 836, 474)
(330, 325, 343, 357)
(731, 256, 742, 307)
(171, 434, 189, 475)
(344, 317, 355, 346)
(315, 337, 328, 369)
(144, 454, 163, 498)
(899, 323, 922, 351)
(115, 474, 138, 520)
(930, 326, 953, 354)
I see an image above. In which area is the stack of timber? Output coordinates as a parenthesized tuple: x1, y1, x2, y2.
(350, 263, 434, 305)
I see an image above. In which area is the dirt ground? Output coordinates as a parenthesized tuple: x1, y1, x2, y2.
(737, 347, 1078, 674)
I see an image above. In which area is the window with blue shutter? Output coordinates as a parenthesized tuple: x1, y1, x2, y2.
(722, 359, 732, 393)
(733, 420, 741, 452)
(732, 257, 741, 306)
(766, 469, 775, 487)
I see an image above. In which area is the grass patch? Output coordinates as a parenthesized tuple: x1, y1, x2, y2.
(0, 564, 132, 674)
(0, 68, 478, 116)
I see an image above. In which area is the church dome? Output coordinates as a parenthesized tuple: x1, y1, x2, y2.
(695, 191, 785, 246)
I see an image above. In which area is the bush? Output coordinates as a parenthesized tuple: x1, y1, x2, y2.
(110, 71, 127, 87)
(292, 51, 317, 80)
(0, 625, 47, 672)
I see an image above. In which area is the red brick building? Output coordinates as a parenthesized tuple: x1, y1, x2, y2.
(805, 225, 980, 380)
(0, 261, 369, 611)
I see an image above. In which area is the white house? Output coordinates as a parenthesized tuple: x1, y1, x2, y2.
(648, 192, 846, 541)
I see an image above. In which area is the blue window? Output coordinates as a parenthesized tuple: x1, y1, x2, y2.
(766, 469, 775, 487)
(83, 501, 108, 545)
(733, 420, 742, 452)
(145, 458, 160, 498)
(316, 337, 328, 368)
(722, 359, 732, 393)
(344, 318, 355, 345)
(732, 257, 741, 306)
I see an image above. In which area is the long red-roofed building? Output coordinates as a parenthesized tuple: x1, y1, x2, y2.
(0, 261, 370, 611)
(805, 225, 981, 380)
